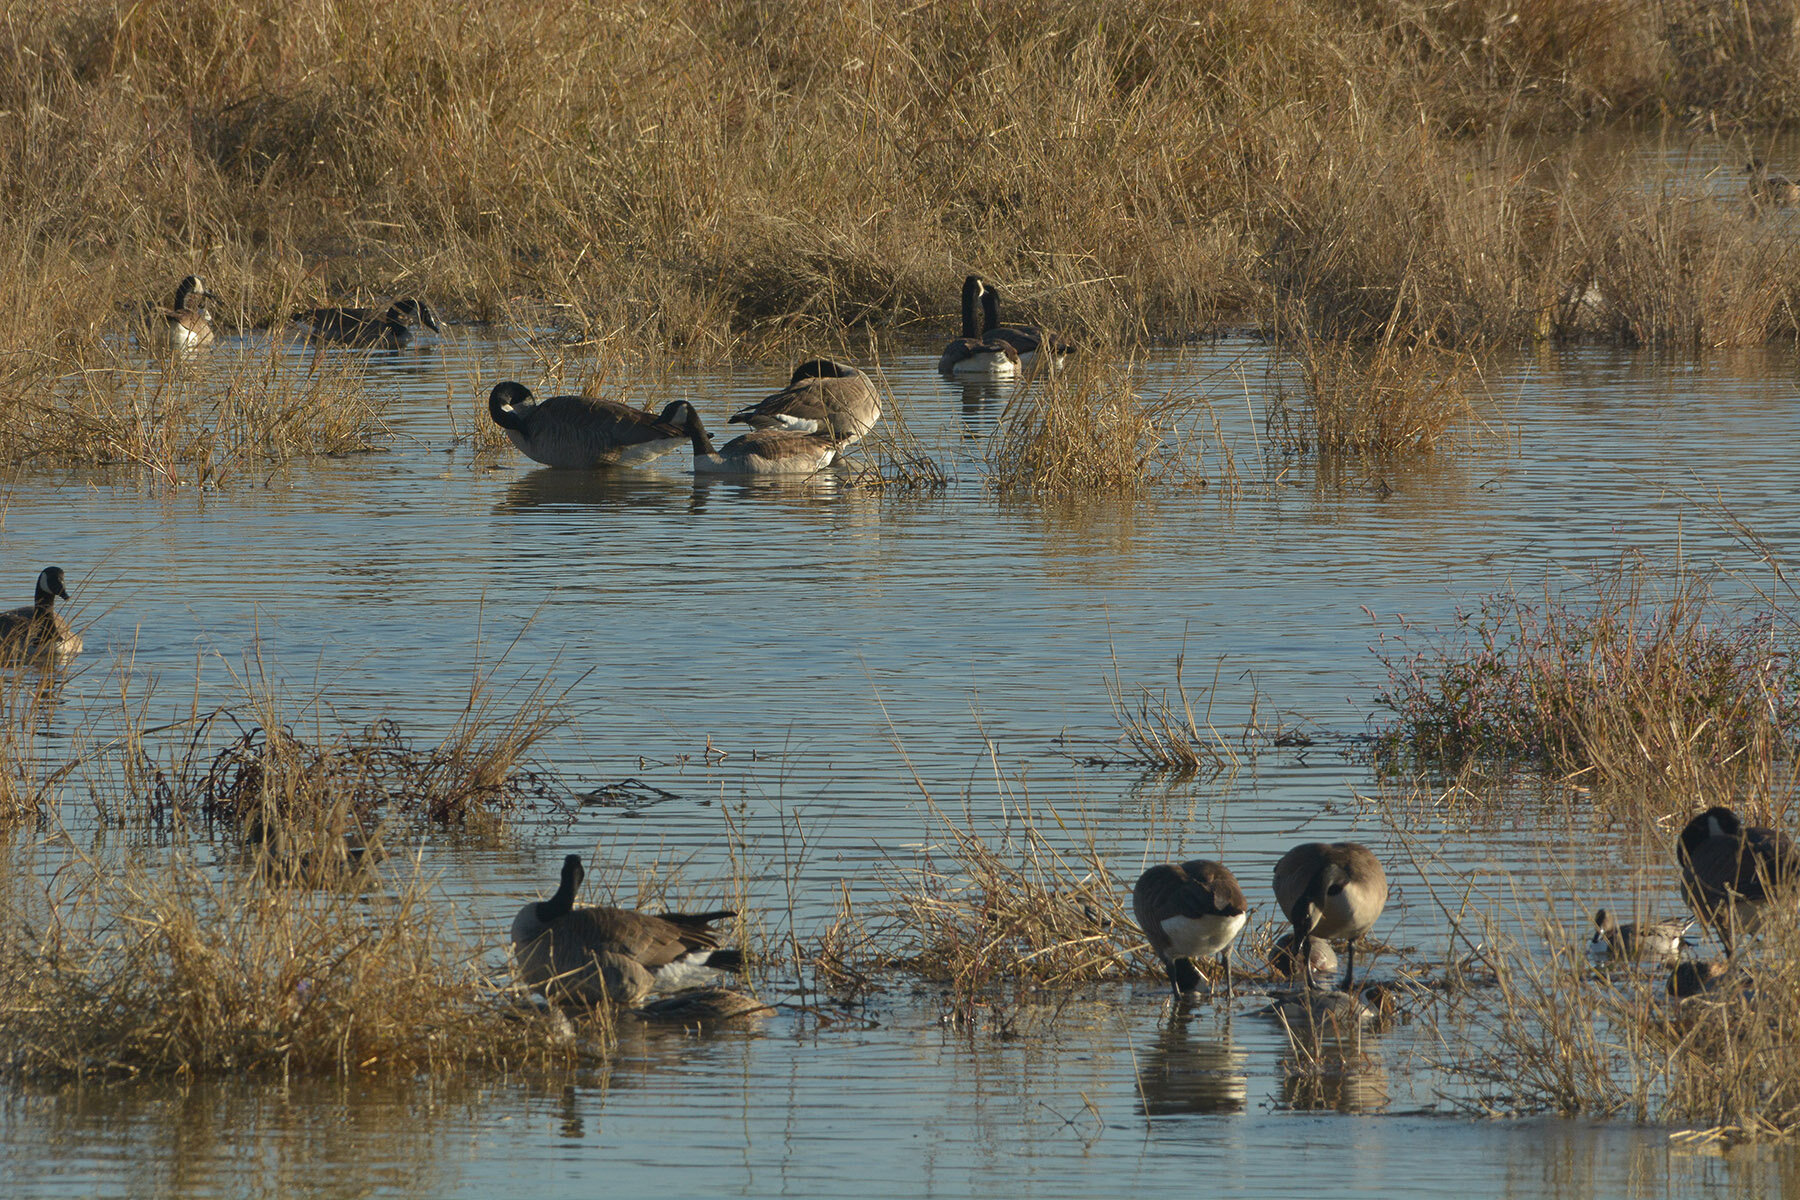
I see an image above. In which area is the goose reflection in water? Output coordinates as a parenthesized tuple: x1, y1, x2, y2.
(1134, 1012, 1248, 1117)
(948, 378, 1012, 436)
(496, 468, 694, 514)
(1278, 1051, 1390, 1114)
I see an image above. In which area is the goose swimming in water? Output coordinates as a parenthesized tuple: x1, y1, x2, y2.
(511, 853, 744, 1006)
(0, 567, 82, 660)
(673, 401, 840, 476)
(727, 359, 883, 446)
(938, 275, 1020, 379)
(297, 298, 440, 348)
(980, 279, 1072, 370)
(488, 382, 692, 469)
(148, 275, 217, 356)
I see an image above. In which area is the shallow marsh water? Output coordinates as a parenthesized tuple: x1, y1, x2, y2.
(1, 330, 1798, 1196)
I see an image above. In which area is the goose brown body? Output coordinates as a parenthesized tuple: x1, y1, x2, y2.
(673, 401, 839, 476)
(1273, 842, 1388, 992)
(979, 279, 1072, 368)
(511, 854, 743, 1006)
(1133, 860, 1249, 997)
(488, 382, 691, 469)
(728, 359, 882, 446)
(299, 298, 440, 348)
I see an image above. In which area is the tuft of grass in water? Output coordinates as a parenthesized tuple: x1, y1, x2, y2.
(982, 364, 1219, 493)
(1104, 647, 1297, 776)
(0, 849, 583, 1081)
(1372, 557, 1800, 791)
(1266, 338, 1483, 457)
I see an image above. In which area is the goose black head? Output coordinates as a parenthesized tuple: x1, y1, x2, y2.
(393, 298, 441, 333)
(488, 381, 536, 432)
(34, 566, 68, 604)
(1681, 805, 1743, 854)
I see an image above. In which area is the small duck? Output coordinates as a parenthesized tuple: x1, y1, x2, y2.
(727, 359, 883, 446)
(0, 567, 83, 659)
(297, 298, 440, 348)
(673, 401, 840, 476)
(938, 276, 1021, 379)
(1588, 908, 1691, 965)
(148, 275, 216, 356)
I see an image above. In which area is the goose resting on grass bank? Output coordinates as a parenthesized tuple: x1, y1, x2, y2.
(938, 275, 1020, 379)
(297, 298, 440, 348)
(488, 382, 692, 469)
(728, 359, 882, 446)
(0, 567, 82, 660)
(672, 401, 841, 476)
(511, 854, 744, 1007)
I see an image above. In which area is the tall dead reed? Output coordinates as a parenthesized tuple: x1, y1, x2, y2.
(1266, 339, 1483, 457)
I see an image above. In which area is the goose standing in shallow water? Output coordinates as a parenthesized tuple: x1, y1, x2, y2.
(980, 279, 1072, 370)
(511, 853, 744, 1006)
(297, 298, 440, 348)
(1273, 842, 1388, 992)
(0, 567, 82, 660)
(1677, 805, 1800, 955)
(488, 382, 692, 469)
(149, 275, 216, 356)
(673, 401, 840, 476)
(728, 359, 883, 446)
(938, 275, 1020, 379)
(1133, 860, 1249, 998)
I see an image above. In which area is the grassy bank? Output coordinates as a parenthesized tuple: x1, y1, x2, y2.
(5, 0, 1800, 379)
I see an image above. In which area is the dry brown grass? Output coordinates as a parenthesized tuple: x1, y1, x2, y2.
(0, 847, 583, 1081)
(1372, 557, 1800, 798)
(1266, 339, 1485, 457)
(3, 0, 1799, 429)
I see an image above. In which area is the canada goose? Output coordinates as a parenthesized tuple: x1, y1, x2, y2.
(672, 400, 839, 476)
(938, 275, 1020, 378)
(1588, 908, 1691, 965)
(149, 275, 216, 356)
(1668, 958, 1731, 999)
(1273, 842, 1388, 993)
(511, 853, 744, 1006)
(488, 382, 692, 469)
(1133, 860, 1248, 997)
(634, 987, 772, 1024)
(1268, 929, 1339, 980)
(1677, 806, 1800, 955)
(980, 279, 1073, 369)
(1746, 160, 1800, 207)
(297, 298, 440, 348)
(0, 567, 82, 659)
(728, 359, 883, 446)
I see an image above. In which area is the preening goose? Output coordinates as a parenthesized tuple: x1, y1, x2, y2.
(488, 382, 691, 469)
(1133, 860, 1249, 998)
(1677, 806, 1799, 955)
(672, 401, 840, 476)
(297, 298, 440, 348)
(728, 359, 882, 446)
(149, 275, 216, 356)
(980, 279, 1072, 369)
(0, 567, 82, 659)
(511, 853, 744, 1006)
(937, 275, 1020, 379)
(1273, 842, 1388, 993)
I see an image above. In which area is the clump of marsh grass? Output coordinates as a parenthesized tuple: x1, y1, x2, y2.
(1438, 878, 1800, 1140)
(1372, 557, 1800, 791)
(0, 849, 583, 1081)
(1266, 338, 1482, 457)
(12, 347, 385, 485)
(983, 364, 1218, 493)
(1105, 648, 1294, 776)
